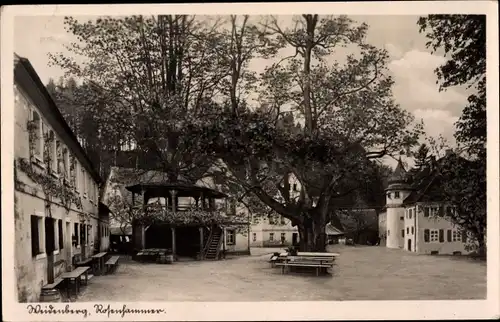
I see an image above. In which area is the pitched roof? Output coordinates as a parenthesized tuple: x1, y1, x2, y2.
(325, 223, 344, 236)
(402, 154, 472, 205)
(388, 157, 409, 184)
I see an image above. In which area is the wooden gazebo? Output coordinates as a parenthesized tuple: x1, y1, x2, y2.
(127, 183, 245, 261)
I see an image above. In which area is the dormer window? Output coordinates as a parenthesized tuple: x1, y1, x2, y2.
(387, 192, 391, 199)
(394, 191, 400, 198)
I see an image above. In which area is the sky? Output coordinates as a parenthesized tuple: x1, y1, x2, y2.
(13, 14, 470, 168)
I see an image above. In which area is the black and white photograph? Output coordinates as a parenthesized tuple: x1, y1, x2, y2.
(1, 2, 498, 321)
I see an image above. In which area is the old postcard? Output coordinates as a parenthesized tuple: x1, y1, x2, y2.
(1, 2, 498, 321)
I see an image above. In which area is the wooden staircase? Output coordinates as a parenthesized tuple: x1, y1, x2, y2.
(204, 227, 223, 260)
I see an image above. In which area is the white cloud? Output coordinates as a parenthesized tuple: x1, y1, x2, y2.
(386, 47, 468, 146)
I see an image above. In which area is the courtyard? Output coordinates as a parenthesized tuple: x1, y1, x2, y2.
(77, 245, 486, 301)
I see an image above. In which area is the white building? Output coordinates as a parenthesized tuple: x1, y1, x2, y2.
(13, 55, 110, 302)
(379, 158, 469, 255)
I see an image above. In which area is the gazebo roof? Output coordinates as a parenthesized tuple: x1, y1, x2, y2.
(126, 183, 227, 199)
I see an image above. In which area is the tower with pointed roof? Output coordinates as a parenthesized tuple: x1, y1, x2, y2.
(384, 158, 413, 249)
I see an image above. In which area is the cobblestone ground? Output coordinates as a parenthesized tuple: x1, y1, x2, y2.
(76, 245, 486, 301)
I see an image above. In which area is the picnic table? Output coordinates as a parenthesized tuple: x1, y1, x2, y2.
(105, 255, 120, 274)
(60, 266, 90, 298)
(275, 252, 339, 276)
(92, 252, 108, 275)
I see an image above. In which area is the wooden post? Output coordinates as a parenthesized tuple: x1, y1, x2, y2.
(200, 192, 204, 210)
(195, 197, 199, 209)
(199, 227, 204, 260)
(170, 190, 177, 213)
(171, 227, 176, 260)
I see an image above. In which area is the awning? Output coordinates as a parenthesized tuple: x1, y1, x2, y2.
(325, 223, 344, 236)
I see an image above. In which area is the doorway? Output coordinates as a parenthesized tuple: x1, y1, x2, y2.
(407, 239, 412, 252)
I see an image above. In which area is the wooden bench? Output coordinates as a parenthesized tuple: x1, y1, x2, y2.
(276, 255, 335, 276)
(60, 266, 90, 298)
(92, 252, 108, 276)
(105, 256, 120, 274)
(42, 276, 64, 290)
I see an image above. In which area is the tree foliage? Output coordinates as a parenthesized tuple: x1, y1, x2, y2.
(418, 14, 486, 157)
(418, 15, 487, 257)
(50, 14, 422, 252)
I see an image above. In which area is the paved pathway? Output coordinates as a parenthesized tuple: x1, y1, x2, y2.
(77, 245, 486, 301)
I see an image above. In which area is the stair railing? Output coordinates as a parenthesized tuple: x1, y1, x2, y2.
(214, 227, 224, 260)
(203, 228, 214, 256)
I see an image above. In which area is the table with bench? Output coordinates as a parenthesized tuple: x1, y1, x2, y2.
(92, 252, 108, 276)
(60, 266, 91, 297)
(275, 252, 339, 276)
(105, 255, 120, 274)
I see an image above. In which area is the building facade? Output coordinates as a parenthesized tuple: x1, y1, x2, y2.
(379, 158, 469, 255)
(13, 55, 110, 302)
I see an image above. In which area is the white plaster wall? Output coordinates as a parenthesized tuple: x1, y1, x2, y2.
(415, 204, 469, 254)
(14, 84, 101, 302)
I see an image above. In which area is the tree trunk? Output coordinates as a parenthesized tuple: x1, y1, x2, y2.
(297, 211, 328, 252)
(476, 234, 486, 259)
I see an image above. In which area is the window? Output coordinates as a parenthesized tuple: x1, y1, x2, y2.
(280, 216, 286, 225)
(411, 226, 414, 235)
(226, 230, 235, 245)
(48, 130, 56, 171)
(401, 230, 405, 237)
(269, 233, 274, 241)
(387, 192, 391, 199)
(400, 216, 404, 220)
(438, 206, 444, 217)
(252, 233, 256, 242)
(446, 206, 456, 216)
(281, 233, 286, 243)
(63, 148, 70, 179)
(424, 207, 430, 217)
(82, 169, 87, 197)
(70, 156, 76, 187)
(31, 215, 43, 257)
(74, 223, 79, 246)
(394, 191, 400, 198)
(461, 230, 467, 243)
(406, 227, 409, 234)
(30, 111, 43, 159)
(292, 183, 297, 191)
(452, 230, 462, 242)
(56, 140, 63, 174)
(426, 229, 439, 243)
(268, 215, 276, 225)
(88, 225, 92, 245)
(447, 229, 452, 242)
(409, 210, 412, 219)
(388, 230, 390, 236)
(439, 229, 444, 243)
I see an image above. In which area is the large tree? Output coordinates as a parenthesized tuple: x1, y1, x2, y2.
(418, 14, 486, 256)
(197, 15, 422, 251)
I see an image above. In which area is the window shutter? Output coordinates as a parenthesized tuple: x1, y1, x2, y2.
(462, 230, 467, 243)
(45, 218, 55, 253)
(401, 230, 404, 237)
(424, 229, 429, 242)
(424, 207, 430, 217)
(439, 229, 444, 243)
(31, 216, 39, 257)
(439, 206, 444, 217)
(447, 229, 452, 242)
(58, 220, 64, 249)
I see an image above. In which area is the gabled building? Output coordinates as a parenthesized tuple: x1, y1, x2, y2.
(13, 54, 110, 302)
(379, 156, 469, 255)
